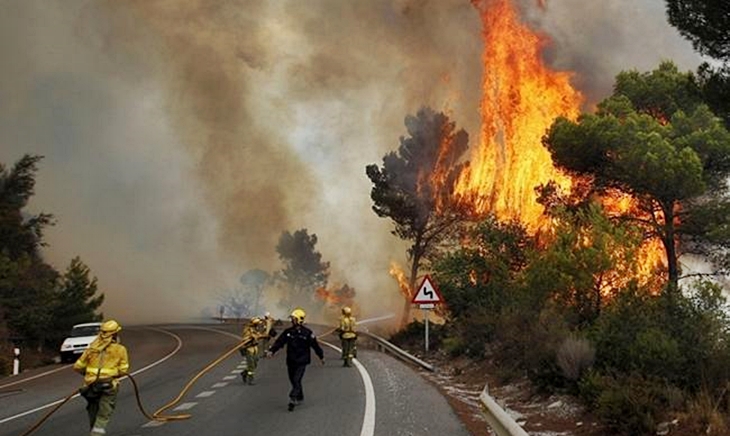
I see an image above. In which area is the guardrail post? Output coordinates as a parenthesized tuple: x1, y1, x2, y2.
(13, 347, 20, 375)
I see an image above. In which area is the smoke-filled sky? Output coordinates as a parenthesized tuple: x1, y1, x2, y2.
(0, 0, 706, 324)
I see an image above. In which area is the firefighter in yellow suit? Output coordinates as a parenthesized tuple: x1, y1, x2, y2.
(337, 307, 357, 367)
(240, 317, 268, 385)
(74, 319, 129, 436)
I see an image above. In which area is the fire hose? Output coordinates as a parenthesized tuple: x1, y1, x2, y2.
(18, 337, 254, 436)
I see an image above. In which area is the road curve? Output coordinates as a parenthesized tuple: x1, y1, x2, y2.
(0, 323, 470, 436)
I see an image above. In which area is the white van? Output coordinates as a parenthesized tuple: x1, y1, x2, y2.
(59, 322, 102, 363)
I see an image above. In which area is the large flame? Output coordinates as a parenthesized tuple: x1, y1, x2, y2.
(456, 0, 582, 231)
(452, 0, 666, 287)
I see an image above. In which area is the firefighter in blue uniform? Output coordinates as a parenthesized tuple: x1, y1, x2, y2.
(266, 308, 324, 411)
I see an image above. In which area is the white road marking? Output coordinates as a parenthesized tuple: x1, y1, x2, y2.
(212, 382, 228, 388)
(230, 370, 241, 374)
(196, 391, 216, 398)
(173, 402, 197, 411)
(142, 420, 166, 428)
(322, 341, 376, 436)
(222, 375, 237, 381)
(0, 328, 184, 425)
(0, 364, 74, 389)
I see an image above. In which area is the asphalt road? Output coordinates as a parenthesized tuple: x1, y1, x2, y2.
(0, 324, 471, 436)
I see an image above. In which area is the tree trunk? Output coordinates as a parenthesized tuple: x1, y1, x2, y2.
(661, 202, 679, 292)
(401, 245, 423, 328)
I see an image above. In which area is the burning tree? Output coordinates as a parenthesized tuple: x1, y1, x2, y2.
(275, 228, 330, 310)
(544, 62, 730, 290)
(366, 107, 469, 327)
(315, 283, 357, 322)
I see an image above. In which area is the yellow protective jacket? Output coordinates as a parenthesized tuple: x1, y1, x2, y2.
(241, 325, 266, 353)
(338, 315, 357, 339)
(74, 342, 129, 388)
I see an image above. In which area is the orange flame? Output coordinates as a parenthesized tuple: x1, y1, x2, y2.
(389, 262, 413, 299)
(456, 0, 582, 231)
(450, 0, 666, 286)
(315, 286, 341, 306)
(315, 284, 357, 308)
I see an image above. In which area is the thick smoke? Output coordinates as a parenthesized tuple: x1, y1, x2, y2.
(0, 0, 703, 324)
(521, 0, 706, 106)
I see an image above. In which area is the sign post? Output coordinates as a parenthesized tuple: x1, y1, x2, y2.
(411, 275, 444, 353)
(13, 347, 20, 375)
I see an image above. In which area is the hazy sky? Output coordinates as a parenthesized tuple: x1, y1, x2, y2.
(0, 0, 705, 324)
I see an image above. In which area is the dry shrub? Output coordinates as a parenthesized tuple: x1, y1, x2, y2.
(557, 335, 595, 381)
(687, 388, 729, 436)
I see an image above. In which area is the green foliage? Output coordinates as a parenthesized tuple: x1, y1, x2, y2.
(613, 61, 704, 120)
(665, 0, 730, 61)
(696, 63, 730, 129)
(389, 320, 446, 351)
(579, 280, 730, 433)
(434, 216, 532, 320)
(579, 371, 679, 435)
(544, 61, 730, 287)
(275, 229, 329, 308)
(49, 257, 104, 345)
(0, 155, 103, 354)
(524, 202, 643, 328)
(0, 155, 54, 260)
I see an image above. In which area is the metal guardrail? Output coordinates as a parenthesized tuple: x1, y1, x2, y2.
(479, 383, 530, 436)
(358, 331, 435, 372)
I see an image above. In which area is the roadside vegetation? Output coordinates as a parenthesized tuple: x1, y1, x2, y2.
(0, 155, 104, 375)
(375, 2, 730, 434)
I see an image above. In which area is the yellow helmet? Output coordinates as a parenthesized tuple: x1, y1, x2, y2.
(100, 320, 122, 335)
(342, 306, 352, 315)
(250, 317, 262, 325)
(290, 308, 306, 324)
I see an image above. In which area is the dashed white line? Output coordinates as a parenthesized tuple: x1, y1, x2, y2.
(196, 391, 215, 398)
(222, 375, 237, 381)
(212, 382, 228, 388)
(142, 420, 166, 428)
(173, 402, 197, 411)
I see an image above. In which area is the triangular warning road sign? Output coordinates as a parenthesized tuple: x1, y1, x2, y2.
(411, 275, 443, 304)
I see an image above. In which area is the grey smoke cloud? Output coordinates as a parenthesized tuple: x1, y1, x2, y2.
(522, 0, 706, 105)
(0, 0, 703, 323)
